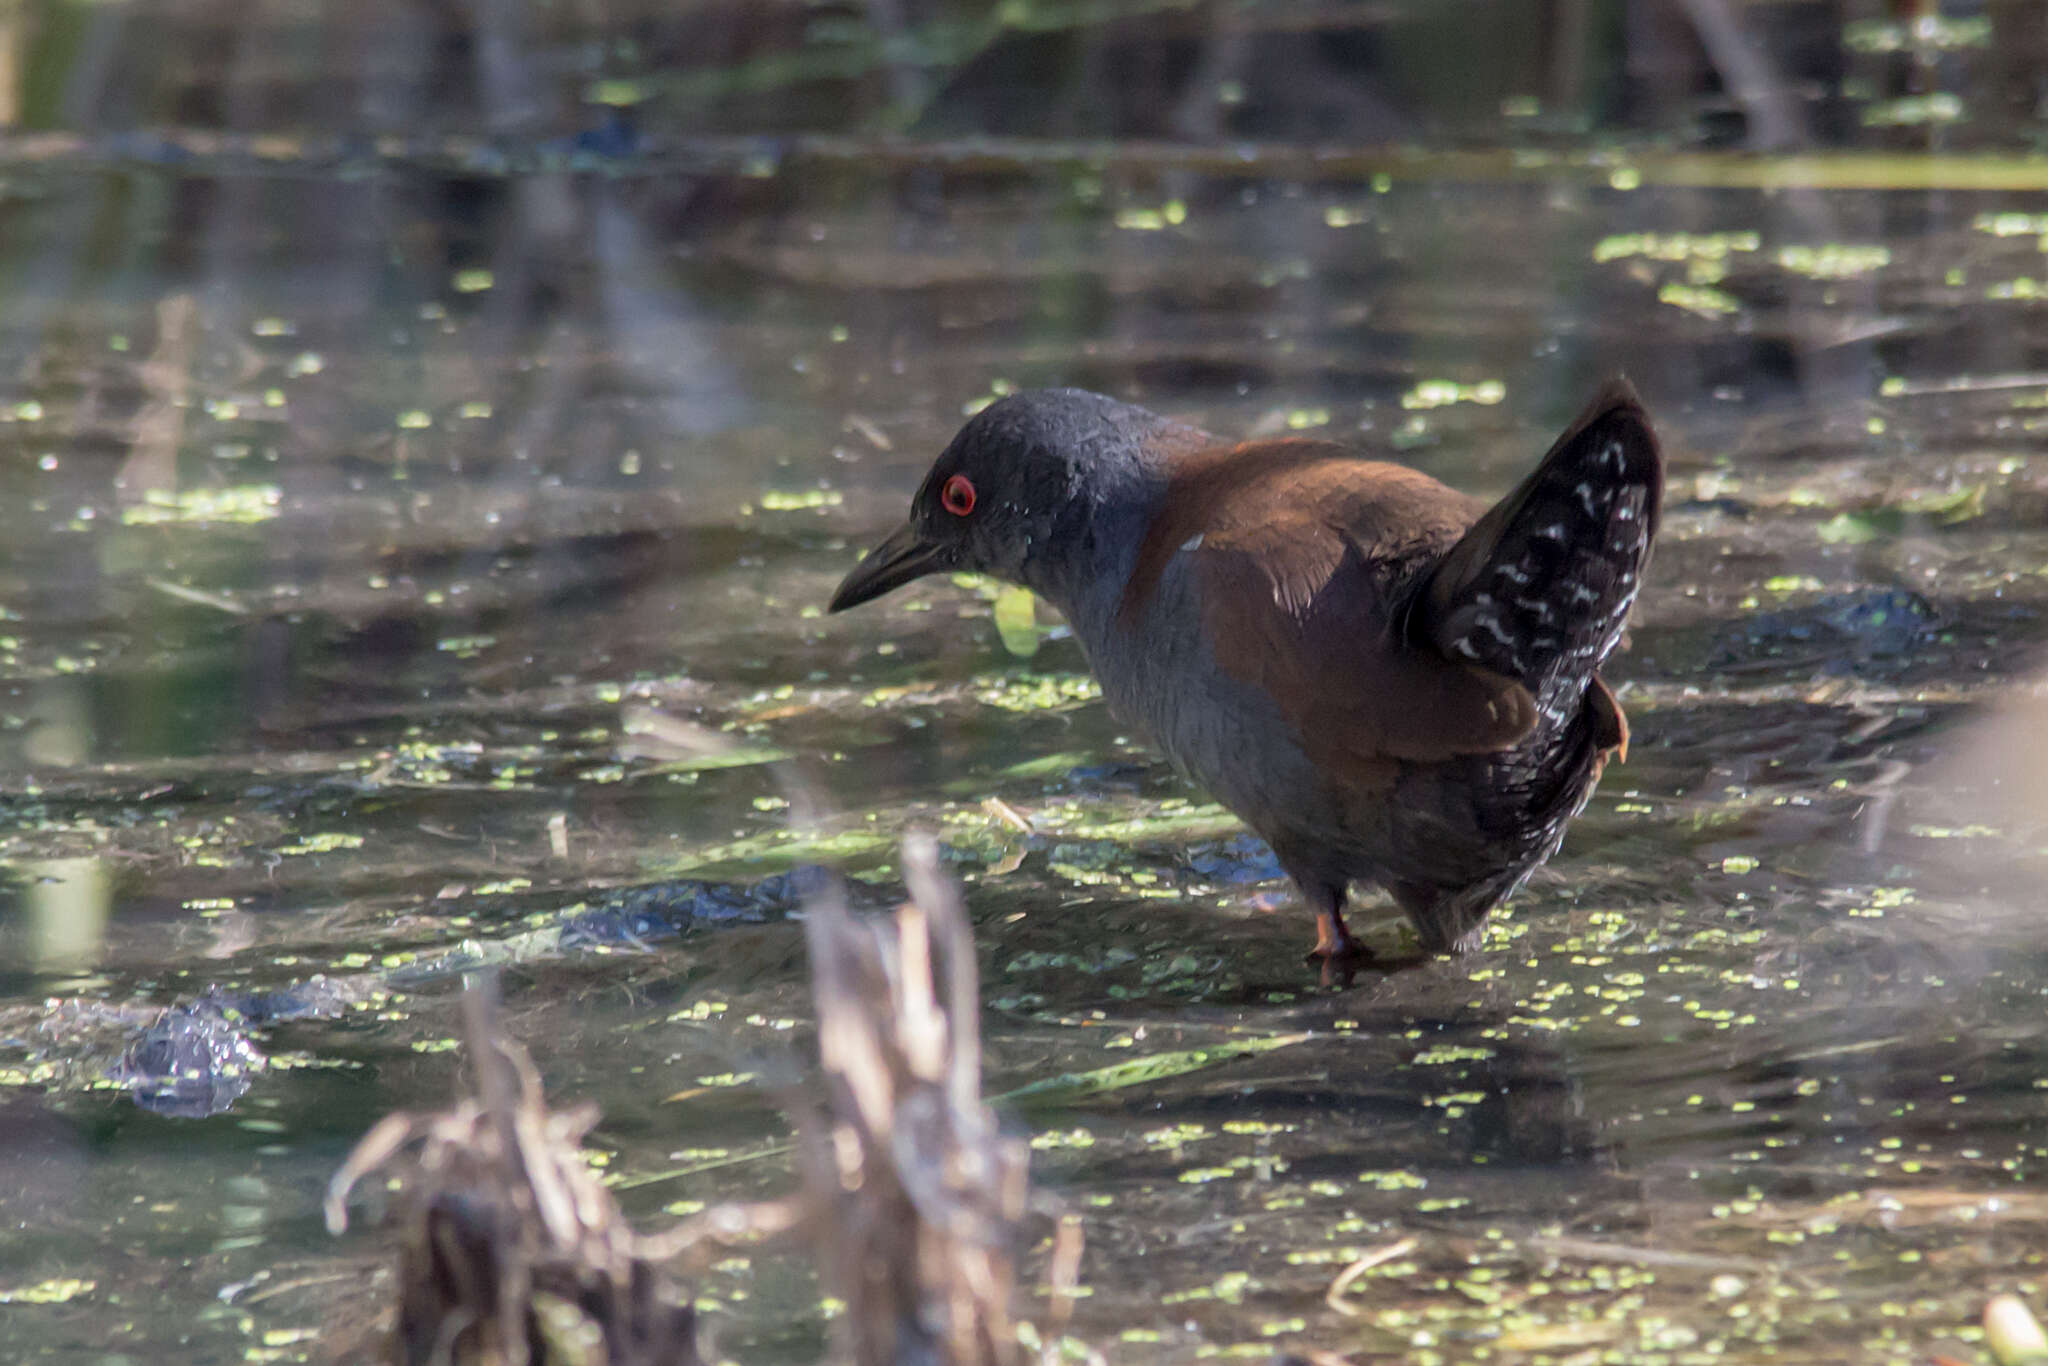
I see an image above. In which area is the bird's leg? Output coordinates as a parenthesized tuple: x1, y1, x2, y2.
(1311, 906, 1359, 960)
(1298, 878, 1370, 964)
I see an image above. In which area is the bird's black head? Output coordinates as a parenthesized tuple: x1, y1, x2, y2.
(828, 388, 1186, 612)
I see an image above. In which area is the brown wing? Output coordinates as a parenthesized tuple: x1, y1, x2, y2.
(1119, 439, 1539, 773)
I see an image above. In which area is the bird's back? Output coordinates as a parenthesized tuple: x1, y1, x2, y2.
(1081, 386, 1660, 951)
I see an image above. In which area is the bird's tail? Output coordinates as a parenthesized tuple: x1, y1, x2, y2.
(1416, 378, 1662, 732)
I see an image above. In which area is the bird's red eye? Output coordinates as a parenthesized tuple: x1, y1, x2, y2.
(940, 473, 977, 517)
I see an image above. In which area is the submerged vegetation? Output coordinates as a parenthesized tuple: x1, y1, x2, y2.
(4, 0, 2048, 1361)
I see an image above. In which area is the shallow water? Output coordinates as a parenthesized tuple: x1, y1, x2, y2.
(5, 2, 2048, 1363)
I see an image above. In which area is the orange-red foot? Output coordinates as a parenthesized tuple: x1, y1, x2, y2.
(1306, 910, 1373, 966)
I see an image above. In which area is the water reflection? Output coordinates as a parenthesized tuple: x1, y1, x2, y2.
(22, 678, 92, 768)
(1, 0, 2047, 1360)
(15, 855, 109, 972)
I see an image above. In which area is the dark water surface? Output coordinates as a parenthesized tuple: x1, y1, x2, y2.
(4, 2, 2048, 1363)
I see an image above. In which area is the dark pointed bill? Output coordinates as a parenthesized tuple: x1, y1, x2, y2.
(828, 521, 948, 612)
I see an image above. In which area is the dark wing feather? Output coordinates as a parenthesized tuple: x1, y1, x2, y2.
(1416, 378, 1662, 732)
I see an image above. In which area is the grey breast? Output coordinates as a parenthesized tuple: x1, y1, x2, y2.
(1068, 541, 1321, 835)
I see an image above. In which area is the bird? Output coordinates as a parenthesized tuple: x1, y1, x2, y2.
(829, 380, 1662, 964)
